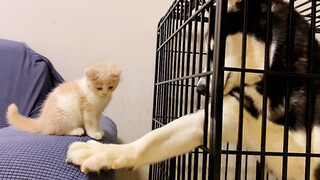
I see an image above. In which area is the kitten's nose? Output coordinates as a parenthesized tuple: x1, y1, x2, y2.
(196, 84, 207, 96)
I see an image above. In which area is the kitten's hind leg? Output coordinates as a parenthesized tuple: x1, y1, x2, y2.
(66, 127, 85, 136)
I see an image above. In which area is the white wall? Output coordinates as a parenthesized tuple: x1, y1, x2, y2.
(0, 0, 173, 179)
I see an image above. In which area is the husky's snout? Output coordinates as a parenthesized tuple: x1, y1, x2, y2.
(196, 84, 207, 95)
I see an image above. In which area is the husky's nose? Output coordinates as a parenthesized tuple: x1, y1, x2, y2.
(196, 84, 207, 95)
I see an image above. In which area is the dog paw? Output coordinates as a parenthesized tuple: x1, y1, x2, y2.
(67, 140, 138, 173)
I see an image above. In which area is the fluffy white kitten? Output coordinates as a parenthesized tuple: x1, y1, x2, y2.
(7, 62, 121, 140)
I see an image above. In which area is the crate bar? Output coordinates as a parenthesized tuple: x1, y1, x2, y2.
(162, 17, 169, 128)
(223, 67, 320, 79)
(183, 1, 192, 118)
(200, 2, 212, 180)
(154, 1, 172, 178)
(181, 1, 189, 179)
(191, 0, 199, 122)
(190, 1, 200, 179)
(295, 0, 311, 9)
(201, 2, 215, 180)
(176, 0, 183, 118)
(185, 1, 194, 178)
(171, 1, 179, 128)
(259, 0, 272, 179)
(235, 0, 249, 178)
(156, 67, 320, 86)
(159, 18, 167, 127)
(157, 54, 164, 127)
(244, 154, 248, 180)
(305, 0, 317, 179)
(169, 12, 174, 123)
(283, 1, 295, 179)
(209, 0, 227, 179)
(168, 11, 177, 180)
(179, 0, 187, 118)
(163, 50, 208, 55)
(221, 150, 320, 157)
(300, 6, 312, 15)
(205, 2, 216, 178)
(149, 15, 162, 179)
(167, 13, 173, 125)
(197, 0, 206, 111)
(176, 2, 184, 178)
(158, 0, 181, 31)
(152, 118, 165, 126)
(156, 162, 170, 179)
(170, 4, 180, 180)
(223, 144, 229, 180)
(157, 0, 213, 52)
(155, 71, 212, 85)
(157, 22, 165, 179)
(155, 21, 163, 125)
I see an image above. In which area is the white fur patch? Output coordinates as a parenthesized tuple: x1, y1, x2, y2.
(227, 0, 240, 12)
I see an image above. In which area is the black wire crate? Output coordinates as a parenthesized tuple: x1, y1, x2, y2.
(150, 0, 320, 179)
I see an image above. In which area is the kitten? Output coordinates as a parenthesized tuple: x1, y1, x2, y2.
(7, 62, 121, 140)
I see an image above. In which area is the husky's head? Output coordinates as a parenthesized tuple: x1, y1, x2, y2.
(196, 0, 266, 96)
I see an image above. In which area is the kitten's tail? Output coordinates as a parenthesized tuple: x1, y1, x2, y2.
(6, 104, 39, 133)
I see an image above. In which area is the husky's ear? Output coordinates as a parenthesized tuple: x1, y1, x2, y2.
(229, 0, 263, 13)
(228, 0, 241, 11)
(110, 64, 122, 78)
(228, 0, 247, 12)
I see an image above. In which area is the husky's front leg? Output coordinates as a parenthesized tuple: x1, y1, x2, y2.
(67, 110, 204, 173)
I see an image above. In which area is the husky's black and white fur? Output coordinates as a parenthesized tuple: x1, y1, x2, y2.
(67, 0, 320, 179)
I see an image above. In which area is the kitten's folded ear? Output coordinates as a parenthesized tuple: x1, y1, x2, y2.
(111, 65, 122, 77)
(85, 68, 99, 81)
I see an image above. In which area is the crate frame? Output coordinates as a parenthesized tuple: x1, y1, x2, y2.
(149, 0, 320, 179)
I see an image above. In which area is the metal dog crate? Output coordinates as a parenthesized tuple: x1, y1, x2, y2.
(150, 0, 320, 179)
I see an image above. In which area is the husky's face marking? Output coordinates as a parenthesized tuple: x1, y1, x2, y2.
(197, 0, 273, 96)
(196, 33, 267, 97)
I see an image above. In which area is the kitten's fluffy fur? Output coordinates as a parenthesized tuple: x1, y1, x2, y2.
(7, 62, 121, 140)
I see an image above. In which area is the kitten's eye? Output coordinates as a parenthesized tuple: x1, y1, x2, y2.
(108, 86, 114, 90)
(96, 87, 103, 91)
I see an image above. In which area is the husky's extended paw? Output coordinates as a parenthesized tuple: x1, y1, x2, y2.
(66, 140, 137, 173)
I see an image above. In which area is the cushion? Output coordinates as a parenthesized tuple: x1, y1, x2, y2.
(0, 116, 117, 179)
(0, 39, 117, 179)
(0, 39, 64, 128)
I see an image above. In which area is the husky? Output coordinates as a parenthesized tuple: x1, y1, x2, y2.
(67, 0, 320, 179)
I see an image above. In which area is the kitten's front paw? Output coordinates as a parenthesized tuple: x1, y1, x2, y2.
(67, 140, 138, 173)
(99, 129, 105, 136)
(87, 131, 103, 140)
(66, 128, 85, 136)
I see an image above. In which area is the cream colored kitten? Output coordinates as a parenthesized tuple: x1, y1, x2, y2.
(7, 62, 121, 140)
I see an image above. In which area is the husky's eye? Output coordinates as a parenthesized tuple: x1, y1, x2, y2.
(96, 87, 103, 91)
(108, 86, 114, 90)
